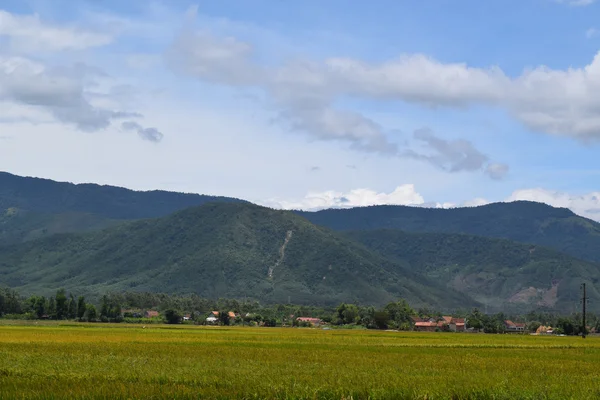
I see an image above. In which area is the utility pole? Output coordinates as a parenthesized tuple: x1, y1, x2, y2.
(581, 283, 588, 339)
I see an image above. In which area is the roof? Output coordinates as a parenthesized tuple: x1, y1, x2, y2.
(211, 311, 219, 316)
(451, 318, 465, 324)
(442, 316, 453, 324)
(145, 310, 159, 317)
(415, 321, 438, 327)
(297, 317, 322, 323)
(505, 320, 526, 328)
(228, 312, 236, 318)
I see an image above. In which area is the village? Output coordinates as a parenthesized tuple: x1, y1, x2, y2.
(120, 309, 571, 335)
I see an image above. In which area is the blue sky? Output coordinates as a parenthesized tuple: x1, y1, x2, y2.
(1, 0, 600, 219)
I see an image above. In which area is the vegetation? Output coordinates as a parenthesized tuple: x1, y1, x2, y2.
(0, 323, 599, 399)
(347, 229, 600, 312)
(300, 201, 600, 262)
(4, 288, 598, 335)
(0, 207, 119, 247)
(0, 203, 474, 309)
(2, 172, 600, 313)
(0, 171, 244, 220)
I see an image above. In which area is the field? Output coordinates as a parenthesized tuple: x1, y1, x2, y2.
(0, 322, 599, 399)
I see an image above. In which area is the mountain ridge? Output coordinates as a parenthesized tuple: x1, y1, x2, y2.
(0, 171, 246, 220)
(0, 202, 476, 310)
(298, 201, 600, 262)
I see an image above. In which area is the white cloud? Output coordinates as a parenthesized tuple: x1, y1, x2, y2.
(266, 184, 600, 222)
(0, 56, 162, 139)
(265, 184, 425, 210)
(167, 13, 600, 147)
(507, 188, 600, 220)
(0, 9, 112, 53)
(168, 20, 507, 178)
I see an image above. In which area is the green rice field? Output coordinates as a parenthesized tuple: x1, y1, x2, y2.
(0, 322, 598, 399)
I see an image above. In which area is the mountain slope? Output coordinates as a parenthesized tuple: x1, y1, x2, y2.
(0, 208, 119, 246)
(0, 171, 245, 220)
(0, 203, 476, 309)
(299, 201, 600, 262)
(347, 229, 600, 313)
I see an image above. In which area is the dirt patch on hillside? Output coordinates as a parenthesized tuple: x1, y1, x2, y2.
(508, 282, 559, 307)
(509, 287, 541, 303)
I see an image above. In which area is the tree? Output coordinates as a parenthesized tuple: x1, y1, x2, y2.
(336, 303, 359, 325)
(100, 295, 110, 321)
(373, 311, 390, 330)
(27, 296, 47, 319)
(0, 288, 22, 316)
(384, 299, 414, 327)
(219, 311, 230, 326)
(83, 304, 97, 322)
(67, 293, 77, 319)
(47, 296, 56, 319)
(164, 309, 182, 324)
(77, 296, 86, 321)
(55, 289, 68, 320)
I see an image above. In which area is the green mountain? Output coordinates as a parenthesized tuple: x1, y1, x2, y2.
(0, 208, 119, 247)
(346, 229, 600, 313)
(0, 171, 245, 220)
(299, 202, 600, 262)
(0, 203, 475, 309)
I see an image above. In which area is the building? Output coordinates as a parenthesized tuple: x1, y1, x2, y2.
(504, 320, 526, 332)
(144, 310, 159, 318)
(414, 320, 439, 332)
(535, 325, 553, 335)
(449, 318, 466, 332)
(206, 311, 219, 325)
(296, 317, 323, 326)
(413, 316, 466, 332)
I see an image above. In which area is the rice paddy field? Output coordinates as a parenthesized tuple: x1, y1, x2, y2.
(0, 322, 599, 400)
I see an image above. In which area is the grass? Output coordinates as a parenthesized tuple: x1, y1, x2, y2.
(0, 322, 598, 399)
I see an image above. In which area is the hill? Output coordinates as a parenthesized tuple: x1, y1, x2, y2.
(346, 229, 600, 313)
(299, 201, 600, 262)
(0, 203, 475, 309)
(0, 171, 245, 220)
(0, 208, 120, 246)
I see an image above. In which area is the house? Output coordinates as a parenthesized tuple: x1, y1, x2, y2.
(296, 317, 323, 326)
(144, 310, 159, 318)
(414, 321, 438, 332)
(449, 318, 466, 332)
(183, 314, 192, 321)
(206, 311, 219, 325)
(504, 320, 526, 332)
(413, 316, 465, 332)
(228, 311, 237, 319)
(535, 325, 553, 335)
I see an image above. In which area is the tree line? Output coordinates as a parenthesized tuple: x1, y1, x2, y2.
(0, 287, 597, 335)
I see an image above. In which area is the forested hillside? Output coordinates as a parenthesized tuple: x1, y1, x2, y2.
(0, 171, 244, 219)
(300, 202, 600, 262)
(0, 203, 475, 309)
(347, 230, 600, 313)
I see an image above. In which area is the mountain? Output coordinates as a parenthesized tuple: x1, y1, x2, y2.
(0, 208, 119, 246)
(0, 171, 245, 220)
(346, 229, 600, 313)
(299, 201, 600, 263)
(0, 202, 476, 309)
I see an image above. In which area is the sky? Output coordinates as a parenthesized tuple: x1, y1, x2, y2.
(2, 0, 600, 220)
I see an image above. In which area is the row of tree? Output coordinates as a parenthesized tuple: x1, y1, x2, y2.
(1, 288, 597, 334)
